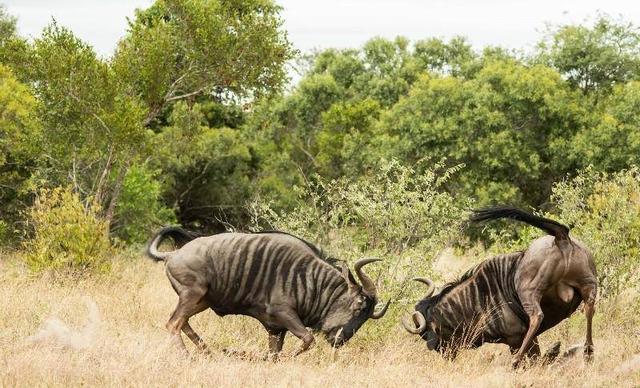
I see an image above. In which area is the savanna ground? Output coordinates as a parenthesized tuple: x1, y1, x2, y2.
(2, 251, 639, 388)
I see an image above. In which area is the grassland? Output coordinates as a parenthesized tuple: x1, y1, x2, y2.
(1, 252, 639, 387)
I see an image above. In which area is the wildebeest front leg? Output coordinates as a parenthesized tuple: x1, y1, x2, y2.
(580, 284, 597, 362)
(273, 310, 315, 356)
(263, 329, 286, 361)
(182, 321, 210, 354)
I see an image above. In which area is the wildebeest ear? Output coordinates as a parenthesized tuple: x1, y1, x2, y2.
(339, 263, 360, 292)
(347, 271, 359, 289)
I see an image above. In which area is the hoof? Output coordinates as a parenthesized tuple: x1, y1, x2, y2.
(584, 345, 594, 363)
(223, 348, 250, 359)
(263, 352, 280, 362)
(511, 357, 523, 369)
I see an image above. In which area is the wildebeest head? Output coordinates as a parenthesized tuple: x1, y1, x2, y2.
(322, 258, 390, 347)
(402, 278, 442, 351)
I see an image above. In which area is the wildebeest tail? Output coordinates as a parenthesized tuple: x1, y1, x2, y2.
(470, 206, 570, 240)
(146, 226, 200, 262)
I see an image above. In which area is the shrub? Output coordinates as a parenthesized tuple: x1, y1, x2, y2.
(23, 187, 112, 274)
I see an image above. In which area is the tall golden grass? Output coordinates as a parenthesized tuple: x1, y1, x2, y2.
(1, 252, 638, 387)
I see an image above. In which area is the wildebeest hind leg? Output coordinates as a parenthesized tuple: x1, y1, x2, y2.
(579, 284, 597, 362)
(165, 288, 209, 355)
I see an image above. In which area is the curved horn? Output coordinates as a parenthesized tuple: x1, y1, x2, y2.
(402, 311, 427, 334)
(413, 277, 435, 298)
(353, 257, 381, 296)
(370, 300, 391, 319)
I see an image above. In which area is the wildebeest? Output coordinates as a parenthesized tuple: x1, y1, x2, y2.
(402, 207, 597, 367)
(147, 227, 390, 357)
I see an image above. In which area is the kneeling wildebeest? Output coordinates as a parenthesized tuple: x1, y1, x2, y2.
(147, 227, 390, 357)
(402, 207, 597, 367)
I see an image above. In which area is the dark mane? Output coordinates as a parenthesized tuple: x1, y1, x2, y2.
(430, 263, 481, 304)
(421, 251, 524, 309)
(251, 230, 342, 268)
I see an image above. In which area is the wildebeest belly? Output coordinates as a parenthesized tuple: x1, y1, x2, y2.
(206, 288, 270, 318)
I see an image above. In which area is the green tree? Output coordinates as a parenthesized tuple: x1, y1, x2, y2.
(19, 22, 148, 226)
(413, 36, 475, 76)
(380, 60, 588, 206)
(113, 164, 176, 243)
(537, 15, 640, 94)
(0, 5, 16, 43)
(246, 37, 423, 202)
(0, 5, 30, 82)
(569, 81, 640, 171)
(0, 65, 39, 242)
(151, 102, 253, 231)
(112, 0, 294, 231)
(113, 0, 294, 127)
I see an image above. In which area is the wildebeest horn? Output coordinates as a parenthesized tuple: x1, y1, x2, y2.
(413, 277, 435, 298)
(353, 258, 380, 296)
(370, 300, 391, 319)
(402, 311, 427, 334)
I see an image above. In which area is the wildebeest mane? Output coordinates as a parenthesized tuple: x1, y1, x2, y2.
(429, 264, 481, 305)
(251, 230, 342, 268)
(423, 251, 525, 309)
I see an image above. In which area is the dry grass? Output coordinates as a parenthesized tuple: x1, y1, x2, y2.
(1, 251, 639, 388)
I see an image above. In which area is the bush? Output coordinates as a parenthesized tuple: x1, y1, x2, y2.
(551, 166, 640, 296)
(23, 187, 112, 274)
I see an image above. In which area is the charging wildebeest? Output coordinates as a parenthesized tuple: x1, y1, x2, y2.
(402, 207, 597, 367)
(147, 227, 390, 357)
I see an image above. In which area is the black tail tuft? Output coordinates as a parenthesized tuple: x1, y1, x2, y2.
(146, 226, 201, 261)
(160, 226, 201, 247)
(470, 206, 570, 240)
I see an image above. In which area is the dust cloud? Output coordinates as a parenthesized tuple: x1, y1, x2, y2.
(26, 297, 100, 350)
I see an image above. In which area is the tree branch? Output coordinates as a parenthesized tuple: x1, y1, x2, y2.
(165, 87, 207, 103)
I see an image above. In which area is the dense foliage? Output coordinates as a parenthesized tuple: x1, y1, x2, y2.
(23, 187, 112, 274)
(0, 2, 639, 290)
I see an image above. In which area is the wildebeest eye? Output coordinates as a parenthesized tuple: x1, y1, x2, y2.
(352, 295, 367, 311)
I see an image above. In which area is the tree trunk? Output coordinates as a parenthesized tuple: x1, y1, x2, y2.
(104, 162, 129, 228)
(94, 146, 114, 206)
